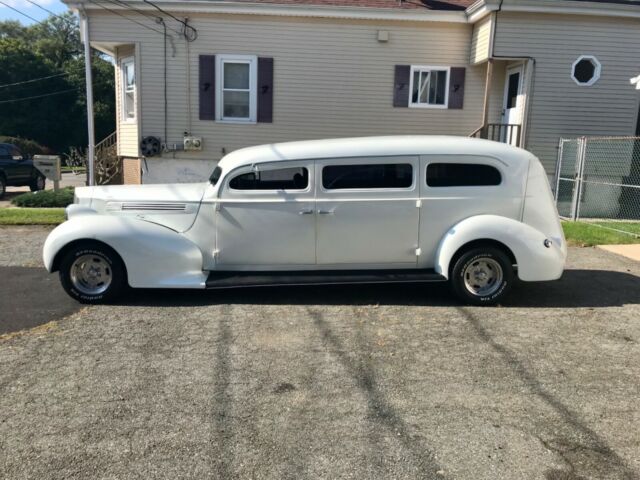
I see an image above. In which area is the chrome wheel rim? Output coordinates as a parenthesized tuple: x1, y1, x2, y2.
(463, 257, 503, 297)
(70, 254, 112, 295)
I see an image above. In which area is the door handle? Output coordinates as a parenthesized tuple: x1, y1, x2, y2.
(317, 210, 334, 215)
(299, 209, 314, 215)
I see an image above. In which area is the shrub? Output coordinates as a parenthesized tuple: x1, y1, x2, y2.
(11, 188, 74, 208)
(0, 136, 52, 156)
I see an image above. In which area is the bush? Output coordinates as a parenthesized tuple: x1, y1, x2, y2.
(0, 136, 52, 156)
(11, 188, 74, 208)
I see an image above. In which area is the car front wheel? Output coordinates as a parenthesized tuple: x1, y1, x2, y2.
(450, 246, 514, 306)
(0, 176, 5, 199)
(59, 242, 127, 304)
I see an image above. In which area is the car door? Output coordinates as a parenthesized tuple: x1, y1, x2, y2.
(315, 156, 420, 267)
(215, 160, 316, 268)
(9, 147, 32, 182)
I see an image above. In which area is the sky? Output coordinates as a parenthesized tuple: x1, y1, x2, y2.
(0, 0, 69, 24)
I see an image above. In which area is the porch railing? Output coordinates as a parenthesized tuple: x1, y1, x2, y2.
(470, 123, 522, 146)
(94, 131, 121, 185)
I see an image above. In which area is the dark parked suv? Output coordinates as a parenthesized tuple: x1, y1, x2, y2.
(0, 143, 46, 198)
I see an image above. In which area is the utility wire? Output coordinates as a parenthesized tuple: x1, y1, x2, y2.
(0, 0, 45, 25)
(0, 88, 79, 104)
(87, 0, 165, 35)
(142, 0, 197, 41)
(0, 72, 69, 89)
(105, 0, 181, 37)
(22, 0, 76, 26)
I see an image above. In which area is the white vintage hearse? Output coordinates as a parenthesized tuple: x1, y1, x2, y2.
(43, 136, 566, 305)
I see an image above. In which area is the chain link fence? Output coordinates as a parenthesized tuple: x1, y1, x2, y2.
(555, 136, 640, 233)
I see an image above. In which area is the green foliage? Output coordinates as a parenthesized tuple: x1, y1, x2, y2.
(0, 12, 115, 154)
(0, 136, 50, 156)
(11, 188, 75, 208)
(0, 208, 65, 225)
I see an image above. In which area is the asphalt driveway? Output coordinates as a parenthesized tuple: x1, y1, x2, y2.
(1, 226, 639, 479)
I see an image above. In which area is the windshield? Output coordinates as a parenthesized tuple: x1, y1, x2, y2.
(209, 166, 222, 185)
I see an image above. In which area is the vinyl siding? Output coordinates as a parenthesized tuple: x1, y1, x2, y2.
(494, 12, 640, 173)
(469, 14, 492, 65)
(114, 45, 139, 158)
(88, 12, 487, 178)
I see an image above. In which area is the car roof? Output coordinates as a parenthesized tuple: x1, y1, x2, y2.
(218, 135, 534, 171)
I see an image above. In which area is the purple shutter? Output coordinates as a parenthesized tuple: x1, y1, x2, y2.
(199, 55, 215, 121)
(393, 65, 411, 108)
(257, 57, 274, 123)
(448, 67, 466, 109)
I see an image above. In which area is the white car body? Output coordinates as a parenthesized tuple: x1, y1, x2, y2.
(43, 136, 566, 292)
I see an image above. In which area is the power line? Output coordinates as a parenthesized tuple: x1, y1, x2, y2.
(142, 0, 197, 41)
(104, 0, 182, 37)
(0, 88, 79, 104)
(0, 0, 45, 25)
(87, 0, 165, 36)
(0, 72, 69, 89)
(22, 0, 74, 25)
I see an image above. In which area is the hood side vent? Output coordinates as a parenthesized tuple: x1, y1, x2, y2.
(121, 202, 188, 212)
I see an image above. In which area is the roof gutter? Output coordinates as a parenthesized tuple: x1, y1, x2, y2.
(467, 0, 640, 22)
(65, 0, 468, 23)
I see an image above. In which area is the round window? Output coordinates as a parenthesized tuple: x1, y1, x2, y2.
(571, 55, 601, 86)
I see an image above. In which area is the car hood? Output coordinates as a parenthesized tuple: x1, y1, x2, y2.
(72, 183, 208, 232)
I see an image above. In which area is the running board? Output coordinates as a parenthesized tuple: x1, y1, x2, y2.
(205, 269, 446, 289)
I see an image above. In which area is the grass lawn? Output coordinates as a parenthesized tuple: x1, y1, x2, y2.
(563, 221, 640, 247)
(0, 208, 65, 225)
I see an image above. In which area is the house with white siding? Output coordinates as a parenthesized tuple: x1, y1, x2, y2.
(65, 0, 640, 184)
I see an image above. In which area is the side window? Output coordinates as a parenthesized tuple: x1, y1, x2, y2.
(426, 163, 501, 187)
(11, 147, 22, 160)
(121, 57, 136, 121)
(322, 164, 413, 190)
(229, 167, 308, 190)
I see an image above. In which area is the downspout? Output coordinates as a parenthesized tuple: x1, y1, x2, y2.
(80, 7, 96, 186)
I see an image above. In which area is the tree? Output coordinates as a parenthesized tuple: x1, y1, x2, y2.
(0, 12, 115, 154)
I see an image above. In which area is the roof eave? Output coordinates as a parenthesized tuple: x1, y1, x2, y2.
(65, 0, 469, 23)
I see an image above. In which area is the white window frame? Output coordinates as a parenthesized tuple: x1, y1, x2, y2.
(408, 65, 450, 109)
(216, 54, 258, 124)
(120, 56, 136, 123)
(571, 55, 601, 87)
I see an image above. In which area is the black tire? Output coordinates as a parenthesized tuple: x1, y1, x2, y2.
(30, 173, 45, 192)
(0, 175, 5, 199)
(58, 242, 127, 304)
(450, 246, 514, 306)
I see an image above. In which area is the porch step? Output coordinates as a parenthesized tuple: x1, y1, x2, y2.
(205, 269, 446, 289)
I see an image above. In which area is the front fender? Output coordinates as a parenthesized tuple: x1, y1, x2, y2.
(435, 215, 566, 282)
(43, 216, 206, 289)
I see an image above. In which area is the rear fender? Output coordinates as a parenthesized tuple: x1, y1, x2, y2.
(43, 216, 206, 289)
(435, 215, 566, 282)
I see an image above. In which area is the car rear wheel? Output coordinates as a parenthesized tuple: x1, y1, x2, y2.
(450, 246, 514, 306)
(30, 173, 45, 192)
(0, 176, 5, 199)
(59, 242, 127, 304)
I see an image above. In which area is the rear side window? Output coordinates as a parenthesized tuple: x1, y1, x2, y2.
(322, 164, 413, 190)
(426, 163, 501, 187)
(229, 167, 308, 190)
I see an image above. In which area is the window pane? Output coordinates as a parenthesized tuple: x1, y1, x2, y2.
(230, 167, 309, 190)
(223, 91, 250, 118)
(323, 164, 413, 189)
(426, 163, 501, 187)
(124, 91, 135, 118)
(419, 72, 429, 104)
(573, 59, 595, 84)
(411, 70, 420, 103)
(428, 70, 447, 105)
(124, 63, 135, 88)
(506, 72, 520, 109)
(224, 62, 250, 90)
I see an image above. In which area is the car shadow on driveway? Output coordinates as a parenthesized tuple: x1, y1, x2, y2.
(119, 269, 640, 308)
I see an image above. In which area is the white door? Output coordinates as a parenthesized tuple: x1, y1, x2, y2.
(216, 161, 316, 268)
(315, 156, 420, 267)
(501, 64, 524, 146)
